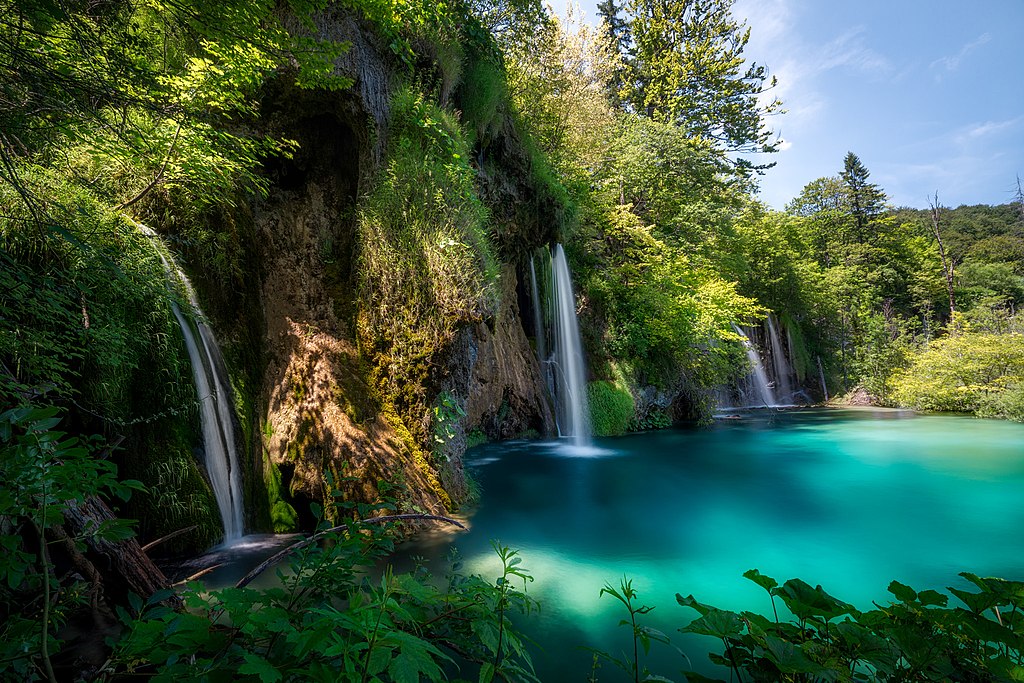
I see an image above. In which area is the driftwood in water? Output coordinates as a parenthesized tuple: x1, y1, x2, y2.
(62, 496, 178, 606)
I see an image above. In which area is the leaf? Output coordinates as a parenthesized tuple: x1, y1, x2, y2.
(676, 593, 712, 617)
(743, 568, 778, 594)
(916, 590, 948, 607)
(680, 608, 744, 639)
(386, 631, 446, 683)
(887, 580, 917, 603)
(776, 579, 855, 622)
(948, 586, 999, 615)
(239, 653, 282, 683)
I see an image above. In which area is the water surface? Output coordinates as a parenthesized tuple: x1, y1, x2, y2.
(395, 408, 1024, 679)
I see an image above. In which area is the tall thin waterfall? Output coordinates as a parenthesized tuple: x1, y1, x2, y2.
(732, 323, 776, 408)
(817, 356, 830, 402)
(765, 315, 794, 403)
(550, 245, 591, 446)
(141, 226, 245, 542)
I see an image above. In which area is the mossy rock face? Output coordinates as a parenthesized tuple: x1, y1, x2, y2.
(123, 423, 222, 555)
(588, 380, 635, 437)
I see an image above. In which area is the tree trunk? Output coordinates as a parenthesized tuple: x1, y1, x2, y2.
(62, 496, 177, 606)
(929, 193, 957, 329)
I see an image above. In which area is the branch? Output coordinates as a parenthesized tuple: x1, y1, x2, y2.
(114, 122, 182, 211)
(234, 514, 466, 589)
(140, 525, 199, 553)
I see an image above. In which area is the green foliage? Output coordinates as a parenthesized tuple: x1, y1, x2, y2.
(431, 391, 467, 461)
(588, 380, 635, 437)
(618, 0, 782, 169)
(673, 570, 1024, 681)
(627, 409, 672, 432)
(110, 516, 538, 682)
(0, 170, 195, 424)
(357, 85, 499, 505)
(597, 577, 670, 682)
(892, 327, 1024, 417)
(0, 404, 142, 681)
(0, 0, 349, 213)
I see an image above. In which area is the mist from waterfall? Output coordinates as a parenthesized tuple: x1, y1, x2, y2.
(766, 315, 794, 402)
(731, 323, 777, 408)
(141, 226, 245, 542)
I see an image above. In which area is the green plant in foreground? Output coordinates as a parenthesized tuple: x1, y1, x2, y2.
(597, 577, 671, 682)
(677, 569, 1024, 682)
(108, 511, 538, 682)
(0, 404, 142, 681)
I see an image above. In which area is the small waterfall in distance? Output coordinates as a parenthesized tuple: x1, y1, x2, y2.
(731, 323, 776, 408)
(141, 226, 245, 542)
(549, 244, 592, 447)
(766, 314, 794, 403)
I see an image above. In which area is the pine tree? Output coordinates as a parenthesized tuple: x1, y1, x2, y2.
(623, 0, 781, 165)
(596, 0, 632, 108)
(841, 152, 887, 244)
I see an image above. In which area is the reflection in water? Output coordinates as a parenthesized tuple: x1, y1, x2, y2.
(165, 534, 300, 588)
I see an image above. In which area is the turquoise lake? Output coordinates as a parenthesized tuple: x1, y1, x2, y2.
(393, 408, 1024, 680)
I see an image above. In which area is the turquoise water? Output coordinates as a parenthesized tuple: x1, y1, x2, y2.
(395, 408, 1024, 679)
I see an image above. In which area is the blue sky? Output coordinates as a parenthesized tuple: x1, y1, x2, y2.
(561, 0, 1024, 209)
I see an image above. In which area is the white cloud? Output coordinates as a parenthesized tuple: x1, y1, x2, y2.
(778, 139, 793, 151)
(930, 33, 992, 74)
(815, 27, 892, 77)
(965, 117, 1022, 139)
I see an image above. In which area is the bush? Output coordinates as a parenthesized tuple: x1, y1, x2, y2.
(587, 380, 635, 437)
(891, 330, 1024, 415)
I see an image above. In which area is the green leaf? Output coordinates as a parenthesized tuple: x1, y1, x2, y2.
(916, 590, 948, 607)
(887, 580, 917, 603)
(743, 568, 778, 594)
(239, 653, 282, 683)
(680, 608, 744, 639)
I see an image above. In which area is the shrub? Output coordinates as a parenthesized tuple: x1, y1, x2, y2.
(891, 330, 1024, 415)
(587, 380, 635, 437)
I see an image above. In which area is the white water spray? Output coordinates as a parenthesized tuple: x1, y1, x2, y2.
(732, 323, 776, 408)
(141, 226, 245, 542)
(765, 314, 794, 403)
(550, 245, 591, 447)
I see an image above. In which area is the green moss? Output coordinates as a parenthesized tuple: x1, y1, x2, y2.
(127, 420, 222, 553)
(459, 49, 508, 144)
(588, 380, 636, 437)
(264, 454, 299, 533)
(465, 428, 487, 449)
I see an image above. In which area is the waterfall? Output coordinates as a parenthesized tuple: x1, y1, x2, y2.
(550, 244, 592, 447)
(732, 323, 776, 408)
(765, 314, 794, 403)
(141, 226, 245, 542)
(817, 356, 830, 402)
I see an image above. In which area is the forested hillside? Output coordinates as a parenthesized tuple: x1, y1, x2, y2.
(2, 0, 1023, 679)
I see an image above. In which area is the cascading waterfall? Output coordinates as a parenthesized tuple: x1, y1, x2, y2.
(550, 244, 592, 447)
(765, 314, 794, 403)
(732, 323, 776, 408)
(817, 356, 830, 402)
(141, 226, 245, 542)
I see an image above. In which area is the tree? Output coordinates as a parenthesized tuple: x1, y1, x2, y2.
(620, 0, 782, 168)
(596, 0, 631, 109)
(841, 152, 887, 244)
(928, 193, 957, 324)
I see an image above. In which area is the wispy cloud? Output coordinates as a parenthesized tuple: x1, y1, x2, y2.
(815, 27, 892, 77)
(953, 116, 1024, 145)
(930, 33, 991, 74)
